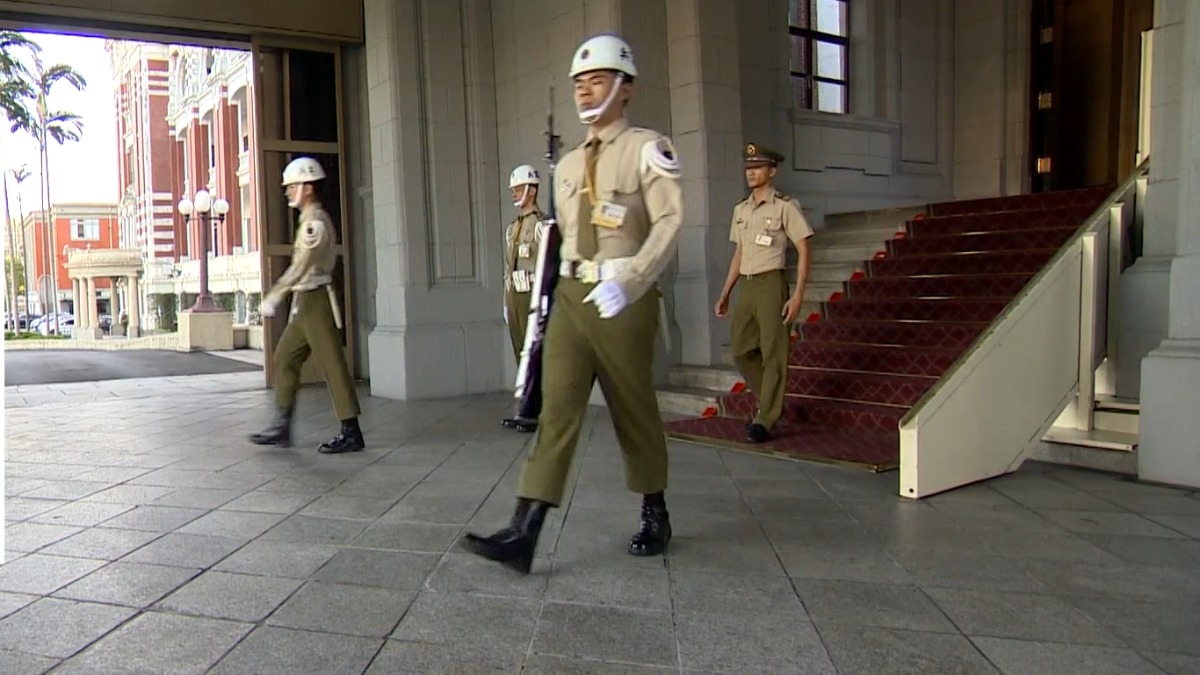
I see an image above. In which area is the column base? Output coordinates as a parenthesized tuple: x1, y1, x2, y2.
(367, 321, 505, 400)
(178, 310, 234, 352)
(1138, 339, 1200, 489)
(73, 327, 104, 340)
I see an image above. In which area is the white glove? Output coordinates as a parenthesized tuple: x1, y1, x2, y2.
(261, 298, 279, 317)
(583, 280, 628, 319)
(503, 304, 509, 325)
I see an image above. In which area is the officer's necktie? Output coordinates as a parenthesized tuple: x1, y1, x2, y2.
(576, 139, 600, 260)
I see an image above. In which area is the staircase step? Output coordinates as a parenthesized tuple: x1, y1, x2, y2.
(811, 242, 888, 264)
(1094, 409, 1140, 434)
(824, 205, 924, 230)
(823, 297, 1011, 323)
(665, 415, 900, 470)
(803, 282, 847, 302)
(669, 365, 742, 392)
(790, 342, 962, 377)
(808, 261, 861, 284)
(1042, 426, 1138, 452)
(816, 224, 907, 246)
(869, 250, 1057, 277)
(928, 186, 1112, 217)
(911, 206, 1098, 237)
(800, 319, 986, 350)
(719, 390, 904, 434)
(656, 385, 721, 417)
(845, 273, 1034, 299)
(892, 226, 1078, 256)
(1096, 396, 1140, 412)
(788, 368, 936, 407)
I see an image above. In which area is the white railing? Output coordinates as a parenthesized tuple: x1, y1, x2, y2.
(898, 160, 1149, 499)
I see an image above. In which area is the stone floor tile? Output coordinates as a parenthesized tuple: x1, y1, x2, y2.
(0, 597, 136, 658)
(212, 540, 340, 579)
(893, 550, 1048, 593)
(257, 514, 369, 545)
(364, 640, 524, 674)
(208, 626, 381, 675)
(1068, 595, 1200, 656)
(312, 548, 440, 590)
(546, 562, 671, 611)
(390, 591, 540, 651)
(148, 487, 246, 510)
(1141, 651, 1200, 675)
(0, 554, 107, 595)
(37, 527, 161, 561)
(0, 650, 60, 675)
(175, 509, 288, 540)
(51, 611, 252, 675)
(1146, 514, 1200, 538)
(668, 569, 805, 618)
(521, 654, 678, 674)
(267, 580, 416, 637)
(926, 587, 1125, 646)
(674, 610, 836, 674)
(94, 505, 207, 533)
(4, 522, 86, 553)
(154, 570, 303, 622)
(818, 625, 999, 675)
(217, 490, 319, 515)
(425, 552, 550, 599)
(121, 533, 245, 568)
(971, 637, 1165, 675)
(1078, 534, 1200, 568)
(27, 501, 134, 528)
(531, 602, 677, 669)
(348, 520, 462, 553)
(52, 561, 200, 607)
(794, 579, 958, 633)
(1039, 509, 1187, 538)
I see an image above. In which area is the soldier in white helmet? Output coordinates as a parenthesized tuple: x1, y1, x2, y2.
(500, 163, 546, 433)
(249, 156, 365, 454)
(463, 33, 684, 574)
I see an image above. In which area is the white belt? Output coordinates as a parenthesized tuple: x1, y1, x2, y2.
(559, 257, 633, 284)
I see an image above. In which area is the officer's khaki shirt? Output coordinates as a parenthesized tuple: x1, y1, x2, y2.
(729, 186, 813, 276)
(265, 204, 337, 305)
(556, 117, 683, 303)
(504, 209, 543, 290)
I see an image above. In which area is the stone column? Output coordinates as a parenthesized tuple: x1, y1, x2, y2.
(79, 277, 91, 330)
(663, 0, 745, 365)
(71, 277, 82, 336)
(128, 275, 141, 337)
(1139, 0, 1200, 489)
(86, 277, 99, 330)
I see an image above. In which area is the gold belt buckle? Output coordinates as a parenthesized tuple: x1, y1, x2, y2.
(579, 261, 600, 284)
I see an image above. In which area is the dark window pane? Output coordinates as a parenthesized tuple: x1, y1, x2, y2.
(287, 50, 338, 143)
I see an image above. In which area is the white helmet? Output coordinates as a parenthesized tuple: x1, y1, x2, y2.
(281, 157, 326, 186)
(569, 34, 637, 79)
(509, 164, 539, 188)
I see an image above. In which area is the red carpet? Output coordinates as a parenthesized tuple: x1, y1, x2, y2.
(666, 186, 1113, 470)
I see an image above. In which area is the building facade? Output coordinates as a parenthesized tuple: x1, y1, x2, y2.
(21, 203, 119, 316)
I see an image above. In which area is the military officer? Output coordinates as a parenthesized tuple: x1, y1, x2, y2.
(463, 33, 684, 574)
(715, 143, 813, 443)
(249, 156, 365, 454)
(500, 163, 545, 434)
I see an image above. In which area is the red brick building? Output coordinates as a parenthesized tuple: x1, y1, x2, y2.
(22, 204, 119, 315)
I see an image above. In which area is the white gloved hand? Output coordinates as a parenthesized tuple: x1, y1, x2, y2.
(261, 299, 279, 318)
(583, 280, 628, 319)
(503, 304, 509, 325)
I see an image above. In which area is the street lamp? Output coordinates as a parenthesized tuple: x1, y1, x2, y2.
(177, 189, 229, 313)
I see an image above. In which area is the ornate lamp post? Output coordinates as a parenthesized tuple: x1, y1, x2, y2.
(177, 189, 229, 313)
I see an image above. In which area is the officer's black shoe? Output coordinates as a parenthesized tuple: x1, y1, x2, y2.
(501, 417, 520, 429)
(628, 492, 672, 557)
(249, 406, 294, 447)
(461, 498, 549, 574)
(747, 423, 770, 444)
(318, 417, 366, 454)
(514, 417, 538, 433)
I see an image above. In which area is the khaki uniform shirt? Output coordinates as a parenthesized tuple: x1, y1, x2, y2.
(556, 118, 683, 302)
(265, 204, 337, 305)
(504, 209, 544, 291)
(729, 186, 814, 275)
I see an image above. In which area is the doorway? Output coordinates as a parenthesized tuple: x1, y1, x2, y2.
(1028, 0, 1154, 192)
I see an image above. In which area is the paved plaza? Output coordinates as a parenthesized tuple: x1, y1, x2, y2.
(3, 371, 1200, 674)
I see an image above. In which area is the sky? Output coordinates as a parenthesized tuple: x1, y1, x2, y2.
(1, 30, 119, 219)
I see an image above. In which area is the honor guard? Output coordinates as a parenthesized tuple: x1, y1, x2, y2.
(715, 143, 813, 443)
(463, 33, 684, 574)
(249, 156, 366, 454)
(500, 163, 545, 433)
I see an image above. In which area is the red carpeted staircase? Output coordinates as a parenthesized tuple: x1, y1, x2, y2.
(665, 186, 1113, 471)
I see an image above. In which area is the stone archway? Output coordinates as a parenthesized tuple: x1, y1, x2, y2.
(64, 249, 144, 339)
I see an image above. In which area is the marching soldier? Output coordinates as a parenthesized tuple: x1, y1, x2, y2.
(249, 156, 365, 454)
(501, 163, 545, 433)
(463, 33, 684, 574)
(715, 143, 813, 443)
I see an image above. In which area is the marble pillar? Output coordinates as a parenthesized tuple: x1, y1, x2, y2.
(128, 275, 141, 337)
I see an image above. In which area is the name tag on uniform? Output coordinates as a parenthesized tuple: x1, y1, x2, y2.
(755, 233, 774, 246)
(513, 270, 532, 293)
(592, 201, 627, 229)
(518, 244, 531, 258)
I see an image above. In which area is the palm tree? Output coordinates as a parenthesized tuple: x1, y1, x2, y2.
(10, 165, 33, 327)
(18, 47, 87, 334)
(0, 30, 37, 134)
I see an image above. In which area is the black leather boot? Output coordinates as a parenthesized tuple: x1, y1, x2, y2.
(513, 417, 538, 433)
(501, 416, 520, 429)
(318, 417, 366, 454)
(460, 498, 549, 574)
(249, 406, 294, 447)
(628, 492, 672, 557)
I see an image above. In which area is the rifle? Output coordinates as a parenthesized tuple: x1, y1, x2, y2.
(513, 79, 564, 419)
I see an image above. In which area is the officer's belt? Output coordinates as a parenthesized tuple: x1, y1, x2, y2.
(559, 257, 633, 284)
